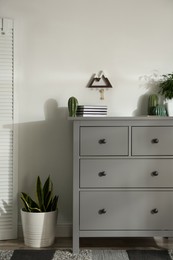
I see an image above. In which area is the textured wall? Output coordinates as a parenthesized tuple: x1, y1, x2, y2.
(1, 0, 173, 228)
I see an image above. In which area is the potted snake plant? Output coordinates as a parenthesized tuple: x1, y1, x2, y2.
(20, 175, 59, 248)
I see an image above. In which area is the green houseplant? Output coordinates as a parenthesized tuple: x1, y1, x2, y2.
(158, 72, 173, 116)
(20, 176, 59, 248)
(158, 73, 173, 99)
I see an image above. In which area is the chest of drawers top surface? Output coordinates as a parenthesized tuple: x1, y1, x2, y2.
(69, 116, 173, 123)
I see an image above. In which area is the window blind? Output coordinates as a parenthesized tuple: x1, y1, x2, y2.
(0, 18, 17, 239)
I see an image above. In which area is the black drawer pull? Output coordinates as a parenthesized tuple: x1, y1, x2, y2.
(151, 138, 159, 144)
(98, 139, 106, 144)
(98, 171, 107, 177)
(151, 171, 159, 176)
(151, 208, 158, 214)
(98, 209, 106, 214)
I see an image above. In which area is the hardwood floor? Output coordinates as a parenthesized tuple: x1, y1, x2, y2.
(0, 237, 173, 250)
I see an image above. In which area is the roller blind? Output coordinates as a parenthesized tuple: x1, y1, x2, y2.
(0, 18, 17, 239)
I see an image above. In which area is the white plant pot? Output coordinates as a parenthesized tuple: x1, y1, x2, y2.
(166, 99, 173, 116)
(21, 209, 58, 248)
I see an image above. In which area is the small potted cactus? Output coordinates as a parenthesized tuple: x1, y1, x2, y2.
(148, 94, 167, 116)
(68, 96, 78, 117)
(148, 94, 158, 115)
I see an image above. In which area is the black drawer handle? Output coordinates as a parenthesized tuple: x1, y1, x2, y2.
(151, 208, 158, 214)
(98, 209, 106, 214)
(151, 171, 159, 176)
(98, 139, 106, 144)
(151, 138, 159, 144)
(98, 171, 107, 177)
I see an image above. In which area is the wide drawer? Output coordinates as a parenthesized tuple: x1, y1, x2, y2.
(80, 127, 128, 156)
(80, 159, 173, 188)
(132, 126, 173, 156)
(80, 191, 173, 230)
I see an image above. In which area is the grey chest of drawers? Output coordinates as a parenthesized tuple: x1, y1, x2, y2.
(70, 117, 173, 253)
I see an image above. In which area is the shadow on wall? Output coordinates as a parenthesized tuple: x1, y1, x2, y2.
(0, 200, 12, 219)
(18, 99, 73, 224)
(133, 86, 161, 116)
(132, 94, 149, 116)
(133, 71, 163, 116)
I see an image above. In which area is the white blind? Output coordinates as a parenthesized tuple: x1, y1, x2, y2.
(0, 18, 17, 239)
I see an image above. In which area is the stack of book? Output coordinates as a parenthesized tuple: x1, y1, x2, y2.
(76, 105, 107, 117)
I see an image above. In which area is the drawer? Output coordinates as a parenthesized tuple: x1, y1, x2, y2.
(132, 126, 173, 156)
(80, 159, 173, 188)
(80, 127, 128, 156)
(80, 191, 173, 230)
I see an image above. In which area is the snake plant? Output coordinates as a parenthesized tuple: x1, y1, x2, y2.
(21, 176, 58, 212)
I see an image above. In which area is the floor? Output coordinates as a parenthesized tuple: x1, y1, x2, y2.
(0, 237, 173, 250)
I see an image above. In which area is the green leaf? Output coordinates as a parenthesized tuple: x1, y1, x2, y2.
(21, 196, 30, 212)
(21, 192, 39, 212)
(44, 191, 52, 211)
(159, 72, 173, 99)
(43, 176, 50, 194)
(51, 195, 59, 211)
(43, 176, 54, 210)
(43, 176, 51, 198)
(46, 198, 53, 212)
(36, 176, 45, 211)
(27, 206, 41, 212)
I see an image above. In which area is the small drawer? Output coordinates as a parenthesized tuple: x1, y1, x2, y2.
(132, 126, 173, 156)
(80, 159, 173, 188)
(80, 191, 173, 230)
(80, 127, 128, 156)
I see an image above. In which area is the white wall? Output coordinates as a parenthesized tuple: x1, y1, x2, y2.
(1, 0, 173, 234)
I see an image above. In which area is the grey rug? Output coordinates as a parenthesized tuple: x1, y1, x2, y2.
(1, 249, 173, 260)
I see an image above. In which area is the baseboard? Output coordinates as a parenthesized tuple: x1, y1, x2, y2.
(18, 223, 72, 238)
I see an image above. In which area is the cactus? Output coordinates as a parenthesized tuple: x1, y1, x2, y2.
(152, 105, 167, 116)
(68, 96, 78, 117)
(148, 94, 158, 115)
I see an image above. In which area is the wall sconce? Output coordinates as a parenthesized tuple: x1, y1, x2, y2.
(87, 71, 113, 100)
